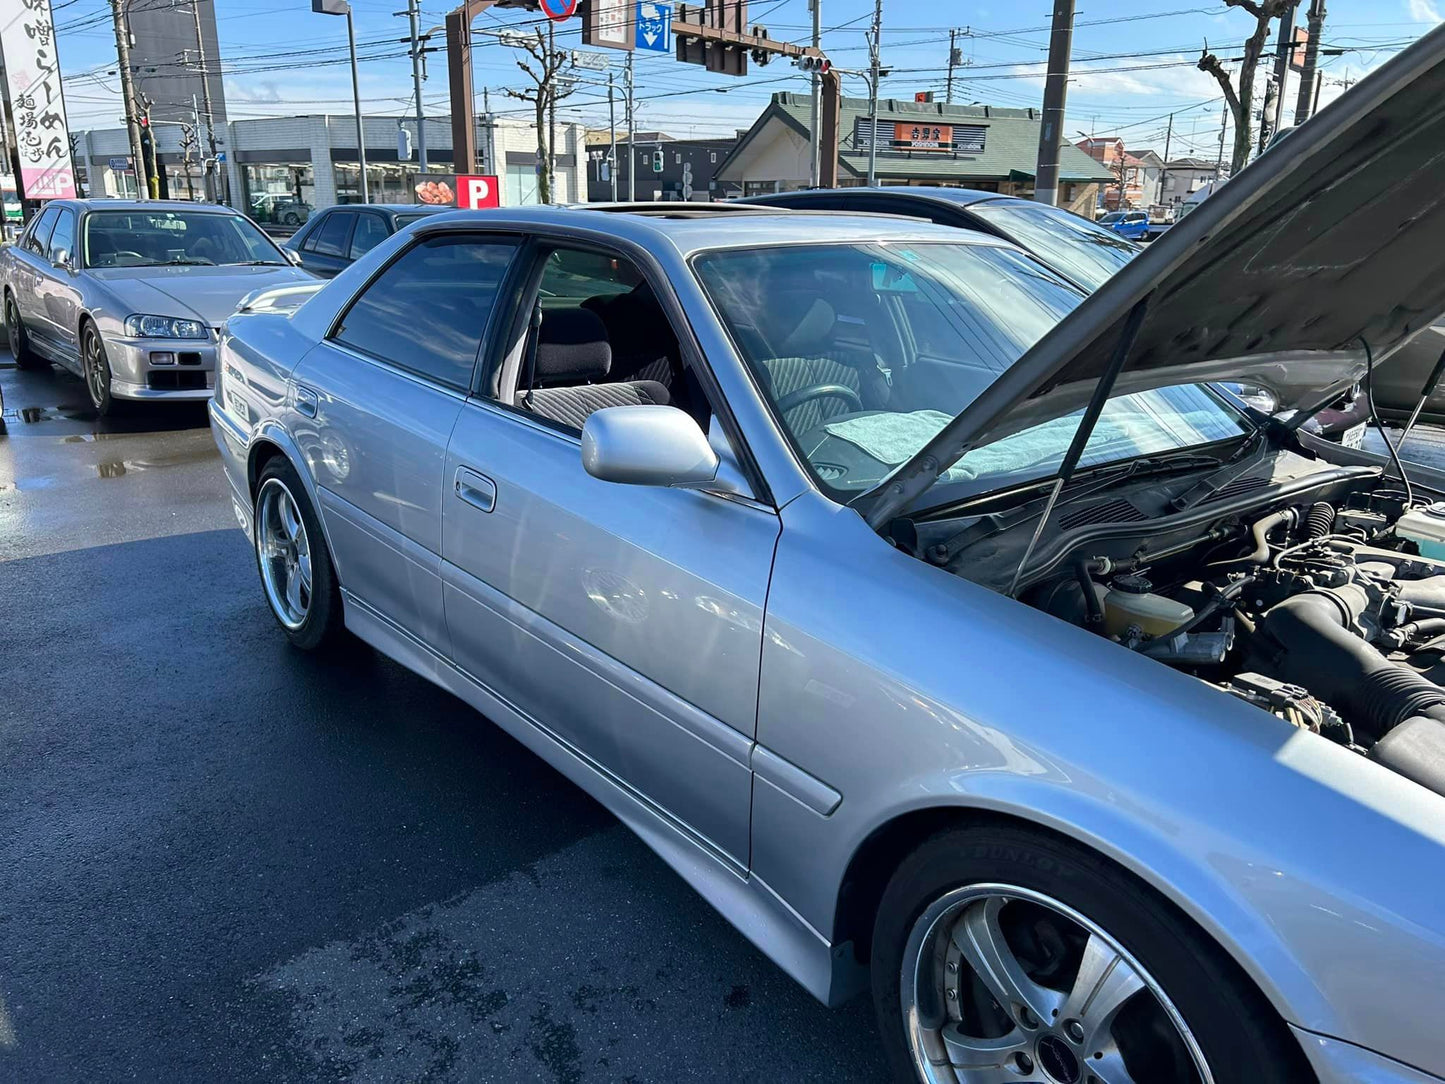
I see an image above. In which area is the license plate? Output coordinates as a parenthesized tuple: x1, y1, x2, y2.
(1342, 422, 1366, 448)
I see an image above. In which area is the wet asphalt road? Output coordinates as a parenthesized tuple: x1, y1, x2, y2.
(0, 359, 887, 1081)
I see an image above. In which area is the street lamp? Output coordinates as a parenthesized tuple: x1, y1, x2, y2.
(313, 0, 369, 202)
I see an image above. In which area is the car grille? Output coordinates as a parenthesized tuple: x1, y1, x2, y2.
(147, 370, 210, 391)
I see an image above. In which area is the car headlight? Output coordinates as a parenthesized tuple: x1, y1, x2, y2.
(124, 314, 208, 339)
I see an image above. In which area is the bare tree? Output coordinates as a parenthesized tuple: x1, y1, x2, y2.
(503, 23, 575, 204)
(1197, 0, 1291, 175)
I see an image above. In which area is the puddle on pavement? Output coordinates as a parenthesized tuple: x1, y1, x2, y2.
(93, 444, 219, 478)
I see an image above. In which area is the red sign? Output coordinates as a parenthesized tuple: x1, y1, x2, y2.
(894, 122, 954, 152)
(539, 0, 577, 21)
(413, 174, 500, 209)
(457, 174, 500, 209)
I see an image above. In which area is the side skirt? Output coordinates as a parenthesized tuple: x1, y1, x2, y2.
(340, 588, 850, 1006)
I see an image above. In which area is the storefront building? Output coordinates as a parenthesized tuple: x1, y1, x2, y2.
(718, 93, 1114, 216)
(71, 113, 586, 218)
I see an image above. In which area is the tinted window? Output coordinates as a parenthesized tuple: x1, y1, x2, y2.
(25, 208, 59, 255)
(348, 213, 390, 259)
(47, 209, 76, 262)
(84, 210, 283, 267)
(308, 212, 352, 257)
(334, 235, 515, 388)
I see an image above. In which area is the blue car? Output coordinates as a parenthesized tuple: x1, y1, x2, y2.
(1099, 208, 1150, 240)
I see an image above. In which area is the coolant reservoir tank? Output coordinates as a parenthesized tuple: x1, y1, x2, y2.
(1394, 502, 1445, 560)
(1102, 575, 1194, 639)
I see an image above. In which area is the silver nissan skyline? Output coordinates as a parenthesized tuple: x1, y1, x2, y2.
(210, 28, 1445, 1084)
(1, 199, 313, 415)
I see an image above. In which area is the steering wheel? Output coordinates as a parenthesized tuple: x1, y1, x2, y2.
(776, 384, 864, 415)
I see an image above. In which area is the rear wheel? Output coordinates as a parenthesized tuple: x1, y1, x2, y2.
(6, 292, 46, 370)
(254, 458, 343, 650)
(871, 825, 1309, 1084)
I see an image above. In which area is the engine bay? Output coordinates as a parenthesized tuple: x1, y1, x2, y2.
(917, 444, 1445, 797)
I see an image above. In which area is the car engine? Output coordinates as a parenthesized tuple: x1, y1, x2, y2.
(922, 448, 1445, 797)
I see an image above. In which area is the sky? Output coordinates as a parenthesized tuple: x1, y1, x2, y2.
(48, 0, 1444, 161)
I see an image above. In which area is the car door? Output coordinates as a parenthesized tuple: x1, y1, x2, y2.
(290, 230, 520, 649)
(34, 207, 80, 360)
(13, 207, 58, 337)
(441, 240, 779, 866)
(297, 210, 354, 277)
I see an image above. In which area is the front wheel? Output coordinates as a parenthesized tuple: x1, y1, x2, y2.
(254, 459, 344, 650)
(871, 825, 1310, 1084)
(81, 322, 118, 415)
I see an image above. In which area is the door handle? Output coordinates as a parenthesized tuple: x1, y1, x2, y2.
(454, 467, 496, 513)
(294, 384, 319, 418)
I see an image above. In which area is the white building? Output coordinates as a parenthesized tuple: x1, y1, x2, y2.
(72, 113, 585, 219)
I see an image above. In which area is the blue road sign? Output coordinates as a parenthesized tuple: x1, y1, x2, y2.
(635, 1, 671, 53)
(216, 151, 227, 164)
(108, 156, 130, 171)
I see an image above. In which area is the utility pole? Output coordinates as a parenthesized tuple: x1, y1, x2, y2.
(139, 95, 159, 198)
(1215, 98, 1228, 178)
(607, 69, 618, 201)
(1294, 0, 1327, 124)
(347, 5, 367, 200)
(1032, 0, 1074, 206)
(109, 0, 147, 197)
(865, 0, 882, 186)
(808, 0, 821, 187)
(482, 86, 493, 173)
(406, 0, 427, 172)
(189, 0, 220, 201)
(625, 49, 635, 200)
(1158, 112, 1172, 205)
(547, 20, 557, 202)
(945, 28, 958, 104)
(1271, 1, 1297, 140)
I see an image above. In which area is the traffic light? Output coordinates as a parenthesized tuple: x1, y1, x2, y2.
(796, 54, 832, 75)
(652, 150, 665, 173)
(750, 25, 772, 66)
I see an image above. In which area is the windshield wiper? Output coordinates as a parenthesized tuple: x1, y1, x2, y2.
(166, 257, 214, 266)
(236, 260, 285, 266)
(1168, 426, 1269, 512)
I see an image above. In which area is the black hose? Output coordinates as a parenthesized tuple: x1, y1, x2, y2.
(1256, 588, 1445, 738)
(1397, 575, 1445, 617)
(1075, 561, 1105, 627)
(1305, 501, 1335, 539)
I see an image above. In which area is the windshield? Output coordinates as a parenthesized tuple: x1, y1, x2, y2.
(696, 241, 1250, 501)
(1098, 212, 1125, 224)
(968, 199, 1137, 292)
(83, 210, 286, 268)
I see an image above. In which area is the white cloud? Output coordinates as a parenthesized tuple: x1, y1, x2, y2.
(1408, 0, 1443, 24)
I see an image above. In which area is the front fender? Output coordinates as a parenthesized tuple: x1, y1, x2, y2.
(754, 490, 1445, 1078)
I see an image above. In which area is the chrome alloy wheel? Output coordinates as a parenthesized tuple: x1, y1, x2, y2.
(901, 885, 1212, 1084)
(255, 478, 313, 630)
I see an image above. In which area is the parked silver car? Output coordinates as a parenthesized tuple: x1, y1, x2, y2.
(1, 199, 313, 414)
(211, 31, 1445, 1084)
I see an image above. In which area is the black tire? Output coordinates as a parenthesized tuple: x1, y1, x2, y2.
(6, 291, 46, 370)
(254, 457, 344, 651)
(870, 824, 1311, 1084)
(81, 321, 119, 416)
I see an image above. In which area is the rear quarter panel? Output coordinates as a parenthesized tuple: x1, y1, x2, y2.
(755, 489, 1445, 1076)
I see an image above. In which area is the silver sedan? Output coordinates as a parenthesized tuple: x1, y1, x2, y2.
(1, 199, 313, 415)
(211, 30, 1445, 1083)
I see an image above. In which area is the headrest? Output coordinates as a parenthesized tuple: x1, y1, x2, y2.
(535, 307, 611, 382)
(774, 294, 837, 357)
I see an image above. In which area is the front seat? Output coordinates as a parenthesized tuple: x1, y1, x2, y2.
(523, 308, 671, 431)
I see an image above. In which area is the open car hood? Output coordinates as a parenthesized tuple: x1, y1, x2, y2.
(856, 22, 1445, 528)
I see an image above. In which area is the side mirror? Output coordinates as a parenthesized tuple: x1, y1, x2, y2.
(581, 406, 720, 488)
(52, 247, 72, 270)
(284, 248, 304, 267)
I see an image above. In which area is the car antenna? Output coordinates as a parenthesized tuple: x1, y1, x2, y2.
(1395, 343, 1445, 455)
(1007, 298, 1151, 599)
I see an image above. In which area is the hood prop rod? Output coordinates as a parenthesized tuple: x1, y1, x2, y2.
(1397, 342, 1445, 454)
(1007, 297, 1151, 599)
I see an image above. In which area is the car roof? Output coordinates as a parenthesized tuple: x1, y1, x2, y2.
(62, 199, 245, 214)
(322, 203, 445, 215)
(413, 205, 1006, 258)
(740, 186, 1016, 210)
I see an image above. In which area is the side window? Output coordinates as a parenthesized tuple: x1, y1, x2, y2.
(334, 234, 515, 389)
(25, 208, 59, 255)
(299, 213, 327, 253)
(348, 213, 390, 260)
(47, 209, 76, 264)
(310, 212, 353, 257)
